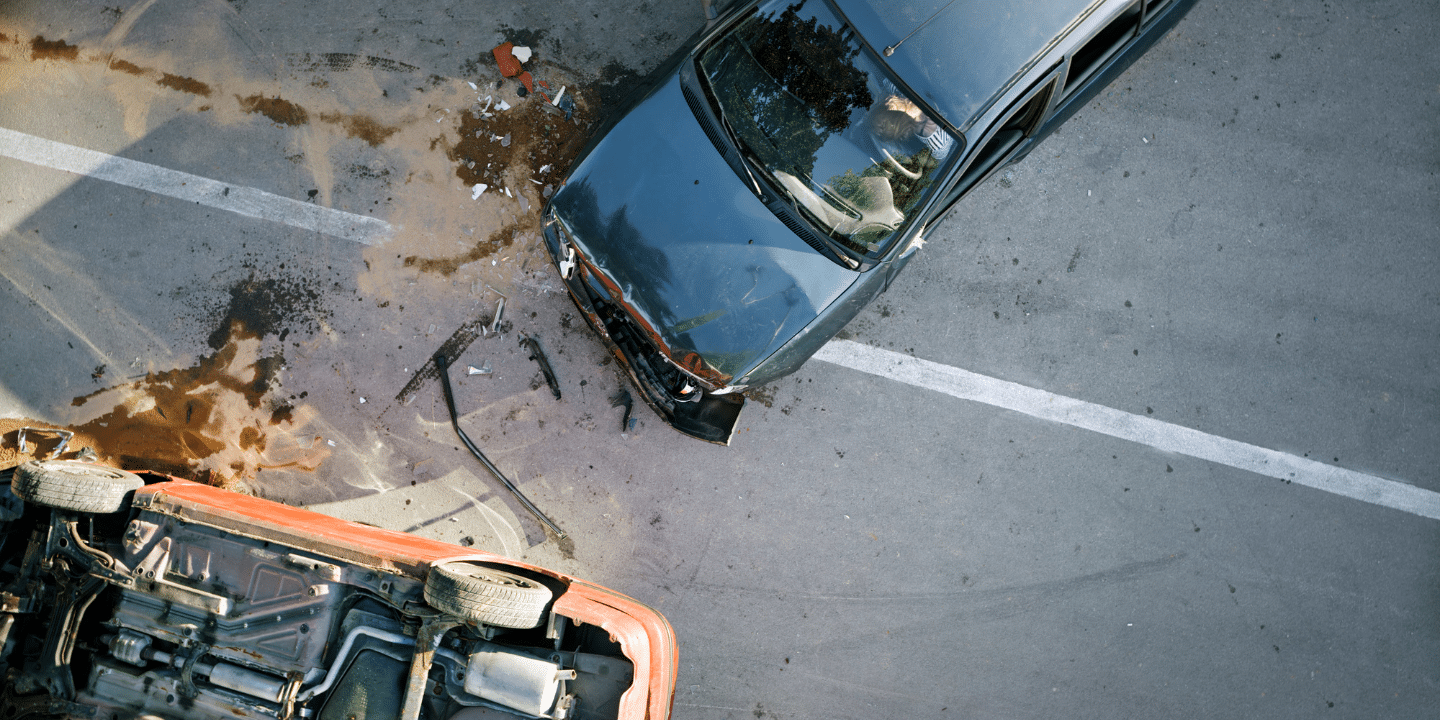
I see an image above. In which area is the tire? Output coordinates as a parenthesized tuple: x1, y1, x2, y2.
(12, 460, 144, 514)
(424, 563, 552, 629)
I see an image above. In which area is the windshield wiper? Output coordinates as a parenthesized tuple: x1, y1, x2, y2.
(712, 104, 767, 200)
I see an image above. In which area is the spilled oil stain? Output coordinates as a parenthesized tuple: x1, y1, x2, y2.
(44, 270, 337, 485)
(238, 93, 309, 126)
(109, 58, 145, 75)
(388, 89, 594, 274)
(60, 328, 330, 486)
(403, 223, 524, 276)
(158, 72, 212, 97)
(744, 385, 778, 408)
(206, 275, 329, 351)
(319, 111, 400, 147)
(448, 96, 588, 192)
(29, 36, 78, 61)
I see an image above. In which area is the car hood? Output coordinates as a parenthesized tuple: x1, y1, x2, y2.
(551, 69, 858, 385)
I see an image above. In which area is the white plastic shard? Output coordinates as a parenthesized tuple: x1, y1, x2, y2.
(512, 46, 532, 63)
(472, 184, 488, 199)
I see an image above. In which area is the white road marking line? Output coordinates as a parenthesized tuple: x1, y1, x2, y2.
(813, 340, 1440, 521)
(0, 127, 391, 245)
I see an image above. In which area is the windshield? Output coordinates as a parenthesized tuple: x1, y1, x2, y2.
(698, 0, 956, 258)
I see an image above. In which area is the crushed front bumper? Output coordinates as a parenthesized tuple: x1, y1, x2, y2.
(542, 210, 744, 444)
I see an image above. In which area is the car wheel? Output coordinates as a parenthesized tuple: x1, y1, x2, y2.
(12, 460, 145, 514)
(424, 563, 552, 629)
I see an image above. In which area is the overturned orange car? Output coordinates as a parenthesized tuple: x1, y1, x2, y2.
(0, 460, 676, 720)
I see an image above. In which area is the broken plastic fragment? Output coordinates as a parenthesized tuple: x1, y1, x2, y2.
(492, 42, 522, 77)
(512, 46, 532, 64)
(468, 81, 477, 90)
(500, 133, 511, 147)
(496, 99, 511, 111)
(467, 360, 493, 376)
(488, 298, 505, 335)
(471, 183, 488, 199)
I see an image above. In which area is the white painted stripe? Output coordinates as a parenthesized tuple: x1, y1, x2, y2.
(0, 127, 391, 245)
(813, 339, 1440, 521)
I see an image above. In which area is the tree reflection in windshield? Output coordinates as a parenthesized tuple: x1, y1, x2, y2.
(699, 0, 954, 258)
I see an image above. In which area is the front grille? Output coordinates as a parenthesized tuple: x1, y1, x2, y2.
(574, 275, 698, 410)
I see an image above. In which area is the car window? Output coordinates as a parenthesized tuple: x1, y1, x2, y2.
(942, 73, 1058, 209)
(697, 0, 957, 260)
(1062, 0, 1142, 99)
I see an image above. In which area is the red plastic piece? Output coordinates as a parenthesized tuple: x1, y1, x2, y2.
(492, 42, 521, 78)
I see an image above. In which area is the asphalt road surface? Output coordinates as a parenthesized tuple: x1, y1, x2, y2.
(1, 1, 1436, 718)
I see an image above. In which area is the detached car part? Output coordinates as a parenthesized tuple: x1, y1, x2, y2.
(434, 352, 567, 539)
(0, 460, 674, 720)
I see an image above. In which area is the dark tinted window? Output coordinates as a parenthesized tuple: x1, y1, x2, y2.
(1062, 1, 1142, 97)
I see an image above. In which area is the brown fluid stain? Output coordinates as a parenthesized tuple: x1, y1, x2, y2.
(403, 223, 525, 276)
(6, 271, 338, 484)
(448, 95, 589, 198)
(158, 72, 212, 97)
(29, 36, 77, 61)
(108, 58, 145, 75)
(3, 23, 584, 321)
(237, 93, 309, 126)
(320, 111, 400, 147)
(376, 81, 594, 281)
(60, 324, 328, 487)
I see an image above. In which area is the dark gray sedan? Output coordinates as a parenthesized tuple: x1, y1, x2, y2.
(543, 0, 1197, 443)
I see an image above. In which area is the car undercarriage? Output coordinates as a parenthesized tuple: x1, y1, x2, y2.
(0, 461, 664, 720)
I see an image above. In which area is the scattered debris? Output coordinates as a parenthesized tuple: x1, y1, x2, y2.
(487, 298, 506, 336)
(610, 390, 636, 433)
(16, 427, 73, 459)
(460, 536, 475, 547)
(466, 361, 493, 376)
(492, 42, 523, 78)
(471, 183, 488, 199)
(520, 334, 562, 400)
(433, 351, 566, 539)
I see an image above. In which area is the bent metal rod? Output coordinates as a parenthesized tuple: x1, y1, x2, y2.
(433, 352, 567, 539)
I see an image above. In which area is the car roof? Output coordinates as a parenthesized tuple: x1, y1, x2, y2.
(833, 0, 1101, 131)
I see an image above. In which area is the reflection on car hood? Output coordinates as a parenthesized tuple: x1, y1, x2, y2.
(551, 70, 858, 384)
